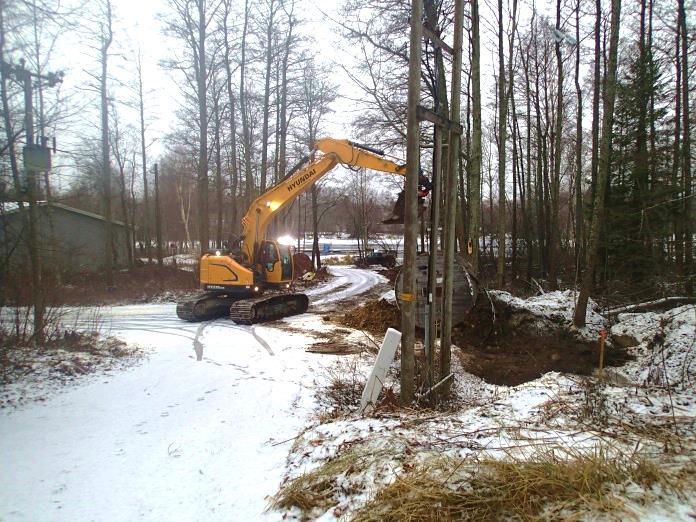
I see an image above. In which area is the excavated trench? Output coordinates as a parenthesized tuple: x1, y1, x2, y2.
(335, 297, 631, 387)
(452, 299, 631, 386)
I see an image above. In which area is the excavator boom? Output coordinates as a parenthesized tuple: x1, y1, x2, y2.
(240, 138, 406, 264)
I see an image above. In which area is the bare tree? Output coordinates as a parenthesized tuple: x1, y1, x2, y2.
(135, 50, 151, 262)
(162, 0, 219, 254)
(110, 104, 134, 268)
(467, 0, 483, 275)
(296, 58, 337, 268)
(258, 0, 280, 193)
(574, 0, 622, 326)
(98, 0, 114, 286)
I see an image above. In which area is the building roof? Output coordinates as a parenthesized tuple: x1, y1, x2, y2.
(0, 201, 129, 228)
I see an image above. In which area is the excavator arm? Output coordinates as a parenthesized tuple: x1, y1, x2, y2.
(239, 138, 407, 264)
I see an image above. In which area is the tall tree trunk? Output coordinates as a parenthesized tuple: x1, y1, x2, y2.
(495, 0, 507, 288)
(260, 0, 276, 193)
(533, 35, 547, 276)
(136, 51, 151, 263)
(117, 162, 133, 268)
(549, 0, 563, 290)
(677, 0, 692, 294)
(101, 0, 113, 285)
(467, 0, 482, 275)
(574, 0, 583, 266)
(240, 0, 254, 210)
(222, 0, 239, 236)
(214, 91, 223, 248)
(633, 0, 650, 280)
(278, 21, 293, 173)
(521, 33, 535, 279)
(589, 0, 602, 215)
(672, 16, 683, 276)
(196, 0, 209, 254)
(154, 164, 163, 268)
(511, 101, 518, 278)
(574, 0, 622, 326)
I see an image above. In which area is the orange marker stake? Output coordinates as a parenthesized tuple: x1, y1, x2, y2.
(599, 329, 608, 380)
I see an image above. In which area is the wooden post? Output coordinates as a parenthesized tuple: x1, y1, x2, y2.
(400, 0, 423, 405)
(441, 0, 464, 393)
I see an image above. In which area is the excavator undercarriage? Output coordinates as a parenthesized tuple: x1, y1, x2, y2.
(176, 292, 309, 324)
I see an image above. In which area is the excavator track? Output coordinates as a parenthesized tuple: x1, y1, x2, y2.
(229, 293, 309, 325)
(176, 293, 241, 322)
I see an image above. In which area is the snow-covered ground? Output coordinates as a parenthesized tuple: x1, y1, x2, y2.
(0, 267, 388, 522)
(2, 270, 694, 521)
(272, 298, 696, 521)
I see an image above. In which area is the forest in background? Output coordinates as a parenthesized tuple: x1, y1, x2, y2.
(1, 0, 694, 303)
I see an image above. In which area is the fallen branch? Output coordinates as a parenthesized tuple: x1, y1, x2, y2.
(605, 296, 695, 316)
(421, 373, 455, 400)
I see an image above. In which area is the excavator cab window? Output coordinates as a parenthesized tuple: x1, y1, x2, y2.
(279, 245, 293, 281)
(261, 240, 279, 272)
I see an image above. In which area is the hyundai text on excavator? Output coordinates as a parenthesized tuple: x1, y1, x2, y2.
(176, 138, 425, 324)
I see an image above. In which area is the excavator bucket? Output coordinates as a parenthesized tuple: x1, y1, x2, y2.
(382, 190, 406, 224)
(383, 174, 432, 224)
(382, 190, 428, 225)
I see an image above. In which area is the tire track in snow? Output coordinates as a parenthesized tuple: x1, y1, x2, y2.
(310, 267, 388, 306)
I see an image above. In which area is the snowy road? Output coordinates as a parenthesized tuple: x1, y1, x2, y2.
(0, 267, 384, 521)
(305, 265, 388, 307)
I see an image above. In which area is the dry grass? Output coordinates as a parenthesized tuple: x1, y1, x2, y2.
(352, 449, 687, 522)
(269, 443, 379, 517)
(314, 358, 368, 422)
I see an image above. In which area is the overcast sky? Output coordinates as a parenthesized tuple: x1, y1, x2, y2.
(45, 0, 571, 192)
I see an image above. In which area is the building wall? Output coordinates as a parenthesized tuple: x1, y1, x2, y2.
(0, 205, 131, 274)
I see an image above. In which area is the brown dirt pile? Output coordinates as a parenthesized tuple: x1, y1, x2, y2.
(381, 266, 401, 285)
(334, 299, 400, 335)
(293, 253, 314, 276)
(452, 299, 631, 386)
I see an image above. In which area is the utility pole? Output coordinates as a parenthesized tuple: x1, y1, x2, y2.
(441, 0, 464, 394)
(22, 66, 43, 345)
(0, 59, 62, 345)
(400, 0, 423, 405)
(424, 9, 445, 390)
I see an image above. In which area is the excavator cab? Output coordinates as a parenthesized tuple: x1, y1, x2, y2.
(257, 240, 294, 285)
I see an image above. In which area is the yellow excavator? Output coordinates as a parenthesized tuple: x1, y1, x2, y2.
(176, 138, 421, 324)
